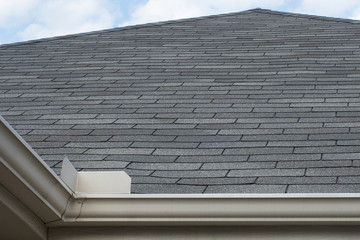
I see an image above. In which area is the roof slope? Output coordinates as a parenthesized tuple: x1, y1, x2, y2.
(1, 9, 360, 194)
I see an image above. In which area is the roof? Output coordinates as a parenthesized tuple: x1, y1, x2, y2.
(3, 114, 360, 240)
(1, 8, 360, 194)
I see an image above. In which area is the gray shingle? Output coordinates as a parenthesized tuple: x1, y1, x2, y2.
(175, 118, 236, 124)
(65, 142, 132, 148)
(28, 129, 92, 136)
(35, 148, 87, 155)
(45, 135, 110, 142)
(178, 177, 256, 185)
(285, 128, 349, 134)
(294, 146, 360, 154)
(109, 135, 176, 142)
(154, 129, 218, 136)
(91, 129, 155, 135)
(41, 154, 108, 161)
(224, 147, 293, 155)
(205, 185, 287, 193)
(39, 114, 98, 119)
(198, 141, 266, 148)
(153, 148, 223, 156)
(176, 155, 249, 163)
(267, 140, 335, 147)
(85, 148, 154, 155)
(131, 184, 206, 194)
(338, 176, 360, 183)
(242, 134, 308, 141)
(175, 135, 241, 142)
(71, 161, 130, 169)
(256, 176, 336, 184)
(130, 141, 199, 149)
(56, 119, 116, 125)
(202, 162, 275, 170)
(218, 129, 283, 135)
(309, 133, 360, 140)
(152, 170, 227, 178)
(104, 154, 177, 162)
(131, 176, 179, 184)
(228, 169, 305, 177)
(306, 167, 360, 176)
(277, 160, 352, 168)
(128, 163, 201, 170)
(259, 123, 322, 129)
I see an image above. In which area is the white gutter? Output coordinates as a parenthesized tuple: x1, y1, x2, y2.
(51, 193, 360, 227)
(1, 115, 360, 236)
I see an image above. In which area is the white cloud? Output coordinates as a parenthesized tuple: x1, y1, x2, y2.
(13, 0, 120, 41)
(0, 0, 39, 28)
(120, 0, 286, 27)
(348, 4, 360, 20)
(291, 0, 360, 18)
(351, 11, 360, 20)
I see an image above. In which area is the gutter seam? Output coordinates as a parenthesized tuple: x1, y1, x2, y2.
(74, 198, 85, 223)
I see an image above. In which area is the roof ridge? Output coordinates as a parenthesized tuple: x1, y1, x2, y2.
(1, 8, 359, 49)
(0, 8, 257, 48)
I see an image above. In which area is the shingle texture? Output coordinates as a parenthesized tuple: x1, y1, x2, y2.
(1, 9, 360, 193)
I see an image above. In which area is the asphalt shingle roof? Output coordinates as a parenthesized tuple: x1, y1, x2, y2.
(1, 9, 360, 193)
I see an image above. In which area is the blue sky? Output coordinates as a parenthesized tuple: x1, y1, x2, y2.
(1, 0, 360, 45)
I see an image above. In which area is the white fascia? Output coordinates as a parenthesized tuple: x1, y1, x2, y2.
(1, 115, 360, 230)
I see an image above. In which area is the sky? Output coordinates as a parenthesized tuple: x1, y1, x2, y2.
(1, 0, 360, 45)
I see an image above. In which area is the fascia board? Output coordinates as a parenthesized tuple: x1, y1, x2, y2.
(48, 193, 360, 227)
(0, 116, 73, 223)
